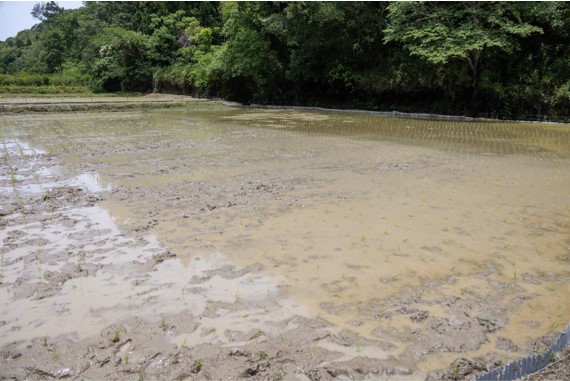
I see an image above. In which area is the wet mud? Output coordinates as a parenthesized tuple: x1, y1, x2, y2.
(1, 106, 569, 380)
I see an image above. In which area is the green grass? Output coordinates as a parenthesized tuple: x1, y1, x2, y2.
(0, 101, 223, 114)
(113, 330, 121, 343)
(192, 358, 204, 373)
(0, 85, 91, 94)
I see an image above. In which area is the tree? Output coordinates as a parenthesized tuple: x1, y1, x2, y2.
(31, 1, 64, 22)
(40, 30, 64, 72)
(146, 10, 193, 66)
(212, 2, 284, 102)
(284, 2, 389, 103)
(91, 27, 151, 92)
(384, 2, 543, 109)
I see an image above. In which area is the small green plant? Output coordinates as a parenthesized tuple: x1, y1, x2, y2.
(42, 334, 48, 347)
(548, 322, 561, 333)
(124, 353, 130, 365)
(192, 358, 204, 373)
(452, 363, 460, 376)
(259, 351, 269, 360)
(51, 351, 59, 362)
(113, 330, 121, 343)
(499, 354, 508, 365)
(9, 167, 17, 188)
(550, 352, 557, 362)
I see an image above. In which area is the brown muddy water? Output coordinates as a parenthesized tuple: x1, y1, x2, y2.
(1, 107, 569, 380)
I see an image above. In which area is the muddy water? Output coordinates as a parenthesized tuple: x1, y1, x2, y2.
(1, 108, 569, 378)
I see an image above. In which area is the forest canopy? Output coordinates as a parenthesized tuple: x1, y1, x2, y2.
(1, 1, 569, 119)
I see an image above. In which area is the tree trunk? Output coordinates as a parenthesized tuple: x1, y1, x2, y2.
(467, 49, 482, 115)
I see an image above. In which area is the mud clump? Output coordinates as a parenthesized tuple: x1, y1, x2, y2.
(426, 355, 504, 381)
(1, 315, 419, 380)
(427, 329, 570, 381)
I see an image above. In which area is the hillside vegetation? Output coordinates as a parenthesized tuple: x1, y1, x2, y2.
(1, 1, 569, 119)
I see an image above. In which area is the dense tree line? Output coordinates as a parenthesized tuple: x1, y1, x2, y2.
(1, 1, 569, 119)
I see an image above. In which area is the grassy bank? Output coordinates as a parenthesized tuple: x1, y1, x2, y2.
(0, 85, 91, 94)
(0, 93, 226, 113)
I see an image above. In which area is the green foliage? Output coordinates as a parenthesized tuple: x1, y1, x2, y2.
(213, 2, 285, 102)
(384, 2, 543, 65)
(285, 2, 388, 101)
(384, 2, 545, 112)
(90, 27, 151, 92)
(41, 30, 65, 73)
(0, 1, 568, 118)
(32, 1, 64, 22)
(218, 27, 282, 101)
(179, 17, 214, 60)
(0, 85, 89, 94)
(50, 61, 90, 86)
(0, 64, 89, 94)
(146, 10, 192, 66)
(0, 73, 49, 86)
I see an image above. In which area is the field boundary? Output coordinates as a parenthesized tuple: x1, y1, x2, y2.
(249, 104, 570, 125)
(476, 323, 570, 381)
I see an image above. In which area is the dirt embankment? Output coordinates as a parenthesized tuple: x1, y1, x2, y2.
(0, 93, 240, 114)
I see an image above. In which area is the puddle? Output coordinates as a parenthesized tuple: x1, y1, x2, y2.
(0, 182, 303, 347)
(1, 109, 569, 378)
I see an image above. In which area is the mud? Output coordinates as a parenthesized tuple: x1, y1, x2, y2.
(1, 105, 569, 380)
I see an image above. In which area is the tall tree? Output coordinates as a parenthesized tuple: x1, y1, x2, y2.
(31, 1, 64, 22)
(384, 2, 543, 110)
(285, 2, 388, 103)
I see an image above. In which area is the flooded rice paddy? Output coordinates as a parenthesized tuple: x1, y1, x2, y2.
(1, 106, 569, 380)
